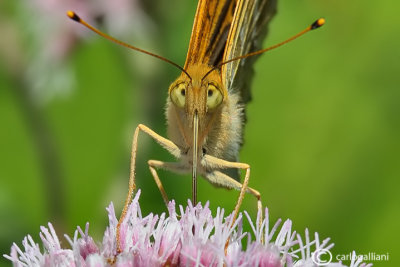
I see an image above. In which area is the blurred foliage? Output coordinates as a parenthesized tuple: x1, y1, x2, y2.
(0, 0, 399, 266)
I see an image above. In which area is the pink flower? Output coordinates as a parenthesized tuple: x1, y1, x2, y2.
(4, 190, 372, 267)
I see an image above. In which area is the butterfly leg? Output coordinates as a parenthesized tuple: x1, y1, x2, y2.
(202, 155, 263, 252)
(202, 155, 262, 228)
(148, 160, 189, 207)
(117, 124, 182, 253)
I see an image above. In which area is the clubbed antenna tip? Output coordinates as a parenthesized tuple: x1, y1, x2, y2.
(66, 11, 80, 22)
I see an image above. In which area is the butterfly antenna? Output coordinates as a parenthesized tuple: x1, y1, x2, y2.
(67, 11, 192, 80)
(202, 18, 325, 81)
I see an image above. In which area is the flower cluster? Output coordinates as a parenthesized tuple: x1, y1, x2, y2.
(4, 190, 371, 267)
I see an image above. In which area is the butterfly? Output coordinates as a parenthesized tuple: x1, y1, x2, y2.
(163, 0, 277, 227)
(129, 0, 278, 226)
(67, 0, 324, 253)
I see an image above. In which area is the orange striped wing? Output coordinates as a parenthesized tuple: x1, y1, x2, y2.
(184, 0, 236, 68)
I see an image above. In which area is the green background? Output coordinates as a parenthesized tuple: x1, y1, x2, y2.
(0, 0, 398, 266)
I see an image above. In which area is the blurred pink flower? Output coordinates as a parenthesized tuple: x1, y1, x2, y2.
(27, 0, 150, 59)
(4, 190, 372, 267)
(17, 0, 152, 103)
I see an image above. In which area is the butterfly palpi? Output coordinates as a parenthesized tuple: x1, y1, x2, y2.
(67, 0, 324, 253)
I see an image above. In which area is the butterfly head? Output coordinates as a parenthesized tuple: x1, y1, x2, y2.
(168, 64, 227, 149)
(170, 65, 225, 122)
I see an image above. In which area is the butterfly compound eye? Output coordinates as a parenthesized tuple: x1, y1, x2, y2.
(206, 84, 223, 110)
(170, 83, 187, 108)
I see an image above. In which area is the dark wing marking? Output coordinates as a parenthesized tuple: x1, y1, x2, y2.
(222, 0, 277, 103)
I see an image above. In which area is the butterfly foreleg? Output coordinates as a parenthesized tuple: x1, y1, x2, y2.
(117, 123, 182, 253)
(202, 154, 263, 252)
(201, 155, 262, 228)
